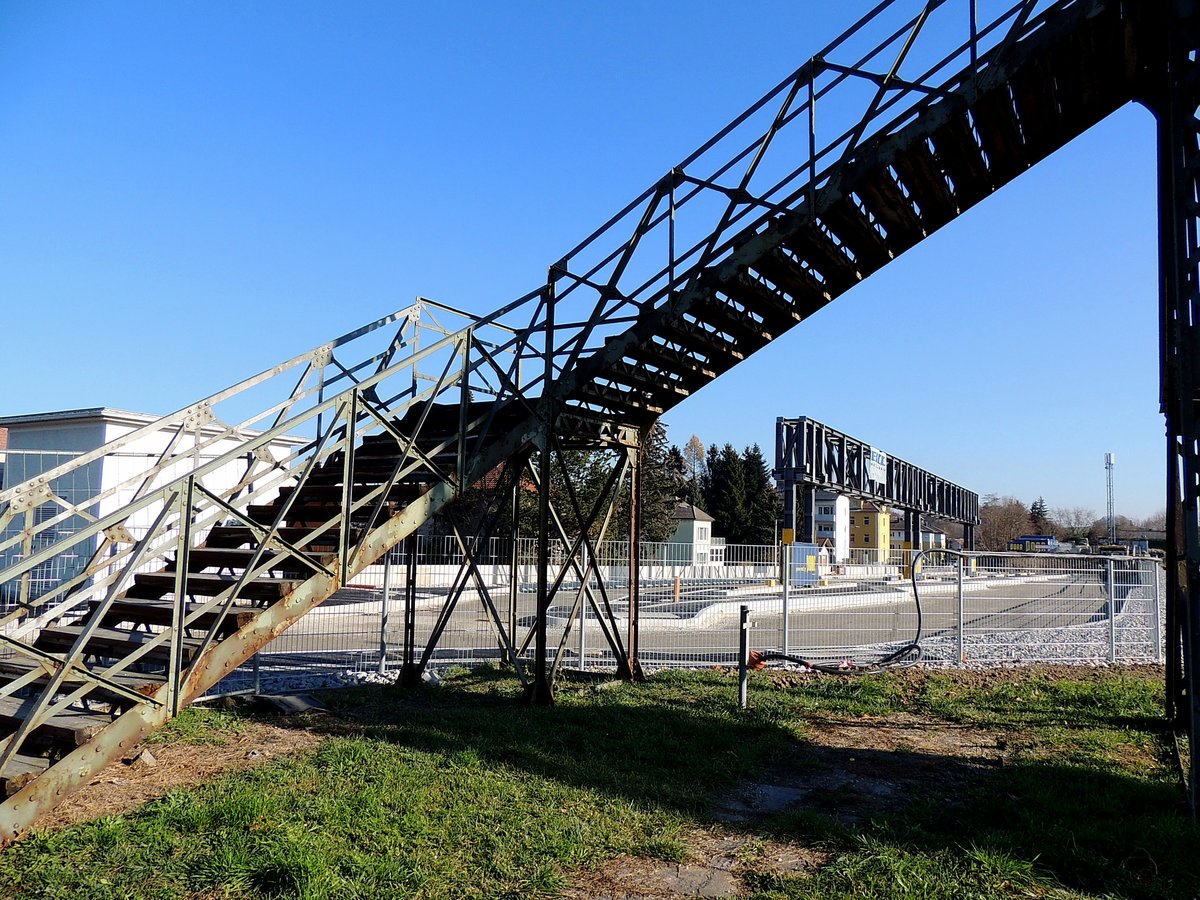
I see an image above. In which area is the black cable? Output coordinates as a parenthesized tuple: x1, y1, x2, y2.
(750, 551, 929, 675)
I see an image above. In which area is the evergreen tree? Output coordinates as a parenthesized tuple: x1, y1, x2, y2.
(638, 423, 681, 542)
(1029, 496, 1051, 534)
(741, 443, 780, 545)
(703, 443, 748, 542)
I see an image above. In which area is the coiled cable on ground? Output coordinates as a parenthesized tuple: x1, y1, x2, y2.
(746, 549, 940, 675)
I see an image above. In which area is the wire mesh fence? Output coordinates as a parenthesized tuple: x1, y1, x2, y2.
(210, 540, 1164, 694)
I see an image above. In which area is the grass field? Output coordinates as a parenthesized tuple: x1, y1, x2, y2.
(0, 664, 1193, 899)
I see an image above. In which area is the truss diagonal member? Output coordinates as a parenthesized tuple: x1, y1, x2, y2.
(517, 455, 629, 665)
(449, 523, 528, 685)
(677, 173, 794, 218)
(0, 495, 177, 773)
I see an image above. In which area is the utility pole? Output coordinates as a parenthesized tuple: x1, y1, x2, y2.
(1105, 452, 1116, 544)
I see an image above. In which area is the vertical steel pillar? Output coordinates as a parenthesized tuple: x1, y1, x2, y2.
(400, 533, 421, 687)
(1153, 0, 1200, 812)
(525, 279, 557, 705)
(618, 436, 645, 681)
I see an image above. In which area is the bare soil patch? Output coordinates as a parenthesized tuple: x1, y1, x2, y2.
(36, 719, 322, 831)
(564, 829, 823, 899)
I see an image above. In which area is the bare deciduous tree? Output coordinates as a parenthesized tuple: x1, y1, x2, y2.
(1051, 506, 1096, 542)
(978, 496, 1030, 550)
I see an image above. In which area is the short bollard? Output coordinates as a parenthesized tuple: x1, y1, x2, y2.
(738, 604, 750, 709)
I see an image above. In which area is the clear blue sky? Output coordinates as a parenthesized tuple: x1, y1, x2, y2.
(0, 2, 1163, 519)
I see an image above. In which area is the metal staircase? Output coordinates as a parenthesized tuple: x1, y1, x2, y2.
(0, 0, 1193, 838)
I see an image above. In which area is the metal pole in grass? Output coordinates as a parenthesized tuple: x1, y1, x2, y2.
(1105, 558, 1117, 664)
(781, 542, 791, 659)
(1153, 559, 1163, 663)
(738, 604, 750, 710)
(957, 554, 965, 665)
(378, 547, 393, 676)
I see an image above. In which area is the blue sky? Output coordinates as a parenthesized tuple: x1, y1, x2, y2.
(0, 2, 1162, 519)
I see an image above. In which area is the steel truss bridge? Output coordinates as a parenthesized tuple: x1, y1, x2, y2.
(775, 416, 979, 547)
(1, 0, 1199, 838)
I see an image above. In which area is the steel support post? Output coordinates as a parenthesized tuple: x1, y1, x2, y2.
(400, 534, 420, 687)
(524, 279, 557, 705)
(1154, 0, 1200, 812)
(378, 547, 393, 676)
(738, 605, 750, 710)
(1106, 558, 1117, 664)
(781, 542, 791, 658)
(957, 554, 965, 665)
(618, 437, 644, 681)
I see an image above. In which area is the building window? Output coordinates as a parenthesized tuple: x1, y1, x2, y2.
(864, 533, 871, 543)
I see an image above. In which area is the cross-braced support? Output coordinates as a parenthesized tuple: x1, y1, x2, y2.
(1152, 0, 1200, 815)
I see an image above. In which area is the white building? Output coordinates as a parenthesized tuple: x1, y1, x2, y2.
(666, 502, 719, 565)
(813, 490, 850, 561)
(0, 408, 303, 600)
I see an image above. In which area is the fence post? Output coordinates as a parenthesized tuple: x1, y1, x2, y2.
(957, 554, 965, 665)
(781, 542, 791, 658)
(1105, 558, 1117, 663)
(738, 604, 750, 710)
(378, 546, 393, 675)
(578, 545, 587, 672)
(1152, 559, 1163, 664)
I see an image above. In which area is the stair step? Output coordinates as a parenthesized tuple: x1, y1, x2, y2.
(0, 754, 51, 797)
(278, 482, 425, 504)
(622, 340, 721, 384)
(658, 317, 746, 362)
(780, 226, 860, 295)
(85, 598, 255, 637)
(0, 695, 111, 750)
(0, 659, 164, 704)
(891, 138, 958, 232)
(1009, 57, 1062, 163)
(573, 382, 665, 419)
(855, 169, 925, 251)
(929, 109, 991, 211)
(126, 572, 301, 603)
(34, 625, 201, 666)
(971, 89, 1028, 186)
(604, 359, 692, 399)
(181, 546, 319, 574)
(818, 198, 892, 273)
(747, 248, 831, 305)
(203, 525, 347, 551)
(689, 295, 778, 345)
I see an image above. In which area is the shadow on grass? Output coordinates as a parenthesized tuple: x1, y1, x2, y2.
(313, 668, 1197, 900)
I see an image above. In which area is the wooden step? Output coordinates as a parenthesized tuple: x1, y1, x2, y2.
(747, 248, 831, 306)
(0, 659, 164, 704)
(84, 598, 255, 637)
(180, 546, 319, 575)
(818, 198, 892, 273)
(125, 572, 301, 603)
(0, 754, 50, 797)
(891, 138, 958, 232)
(33, 625, 201, 667)
(203, 525, 347, 551)
(971, 88, 1028, 186)
(780, 225, 860, 295)
(623, 332, 720, 375)
(855, 169, 925, 251)
(0, 695, 110, 751)
(929, 109, 991, 211)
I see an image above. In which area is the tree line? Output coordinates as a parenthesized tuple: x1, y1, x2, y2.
(977, 494, 1166, 550)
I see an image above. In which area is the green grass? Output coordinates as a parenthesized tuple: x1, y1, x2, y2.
(0, 666, 1193, 899)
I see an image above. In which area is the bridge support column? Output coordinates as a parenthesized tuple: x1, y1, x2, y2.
(399, 533, 421, 688)
(617, 437, 645, 682)
(524, 434, 556, 706)
(1152, 0, 1200, 813)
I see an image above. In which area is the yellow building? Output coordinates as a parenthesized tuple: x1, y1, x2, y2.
(848, 499, 890, 563)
